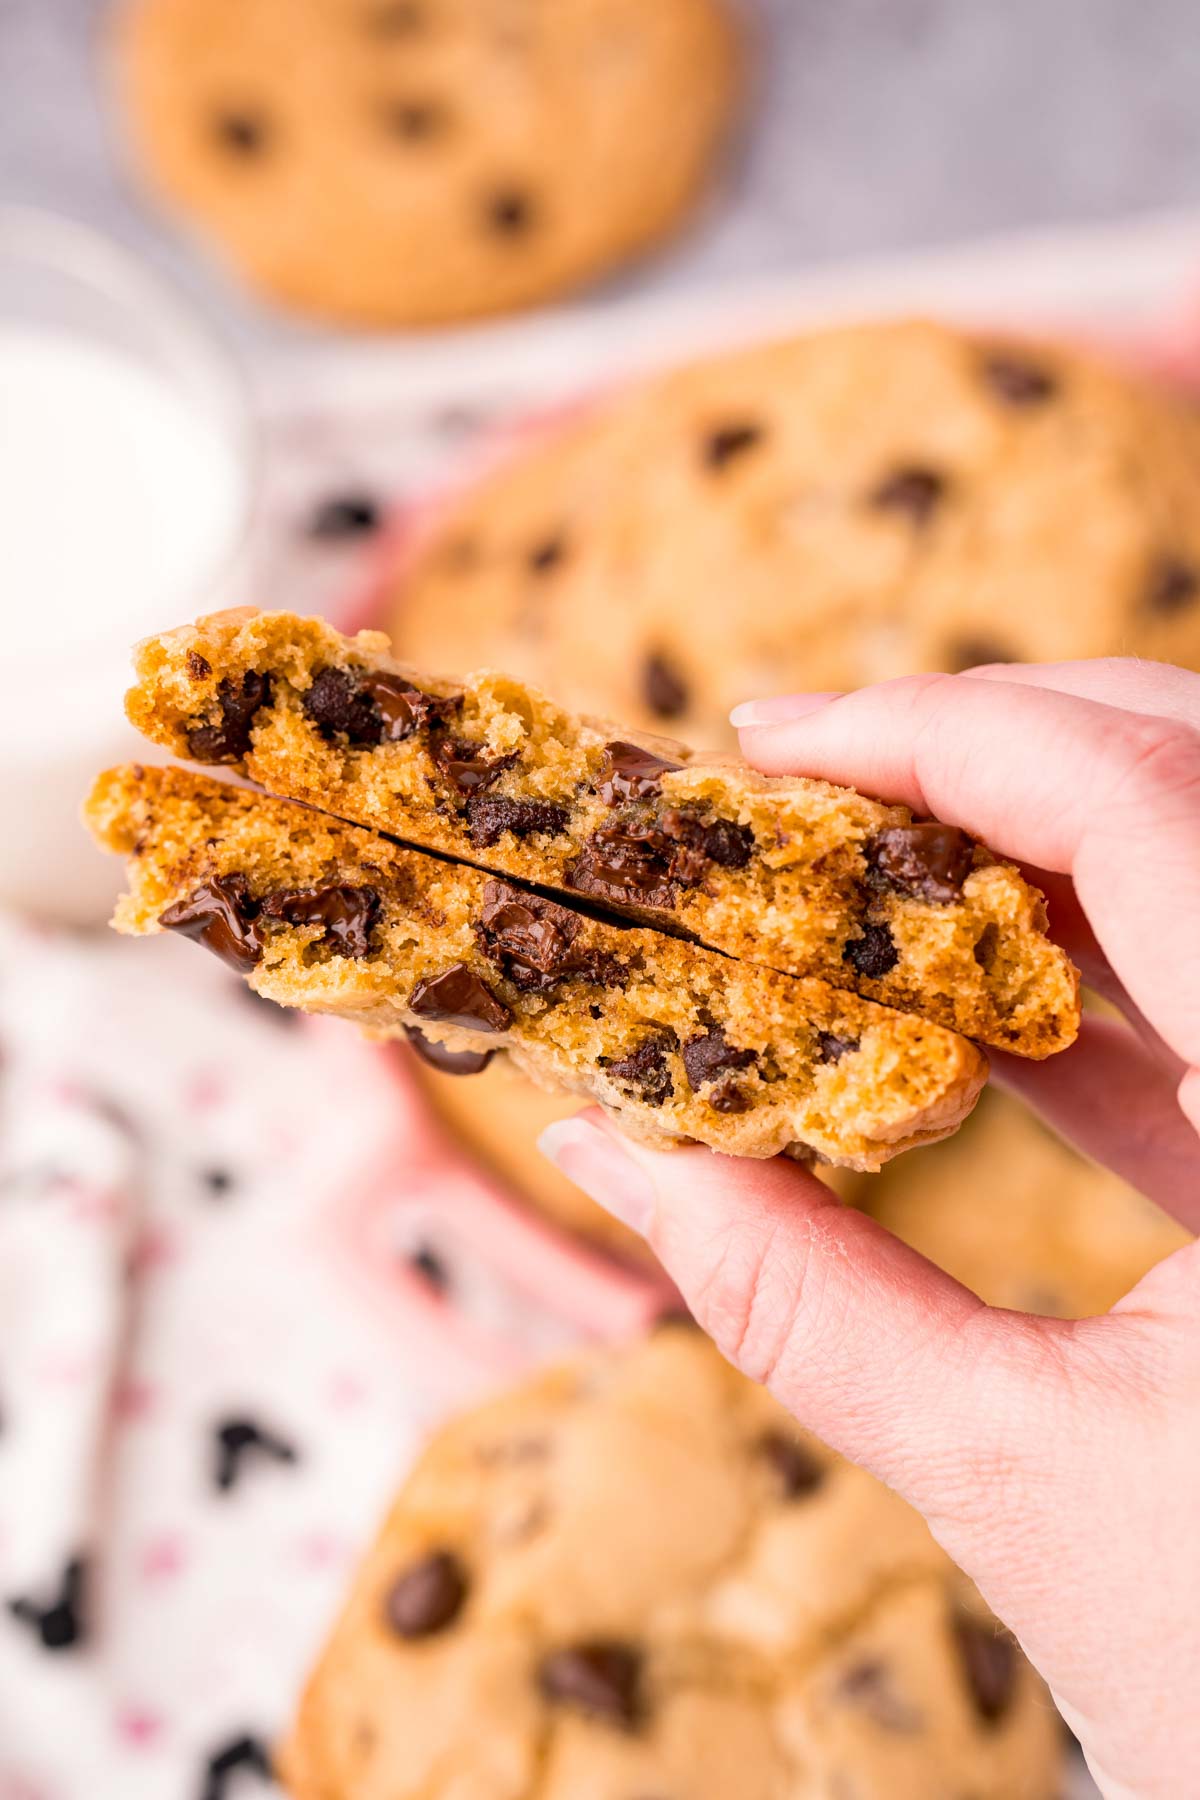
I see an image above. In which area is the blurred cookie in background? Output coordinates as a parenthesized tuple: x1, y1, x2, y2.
(115, 0, 741, 327)
(866, 1089, 1190, 1319)
(388, 317, 1200, 744)
(280, 1325, 1063, 1798)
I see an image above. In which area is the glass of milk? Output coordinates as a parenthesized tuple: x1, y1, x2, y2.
(0, 207, 255, 922)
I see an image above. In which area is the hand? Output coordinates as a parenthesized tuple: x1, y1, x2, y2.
(540, 660, 1200, 1800)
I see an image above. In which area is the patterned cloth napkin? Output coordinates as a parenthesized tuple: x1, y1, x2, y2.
(0, 916, 668, 1800)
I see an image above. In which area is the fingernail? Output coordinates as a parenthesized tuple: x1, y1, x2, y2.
(729, 692, 843, 729)
(537, 1118, 656, 1237)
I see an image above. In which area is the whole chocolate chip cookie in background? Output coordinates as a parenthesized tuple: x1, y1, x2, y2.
(277, 1325, 1063, 1799)
(864, 1088, 1192, 1320)
(385, 317, 1200, 744)
(113, 0, 741, 327)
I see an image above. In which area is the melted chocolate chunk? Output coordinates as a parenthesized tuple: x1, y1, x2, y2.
(539, 1641, 643, 1729)
(160, 875, 264, 973)
(432, 735, 517, 796)
(681, 1027, 757, 1094)
(837, 1659, 922, 1732)
(945, 637, 1015, 672)
(186, 670, 271, 763)
(973, 921, 999, 971)
(702, 421, 764, 470)
(567, 807, 752, 912)
(187, 650, 212, 680)
(816, 1030, 860, 1064)
(385, 1550, 468, 1639)
(467, 796, 570, 847)
(382, 97, 447, 140)
(707, 1074, 751, 1113)
(487, 188, 534, 234)
(405, 1024, 495, 1076)
(260, 884, 381, 958)
(953, 1616, 1017, 1724)
(868, 465, 946, 524)
(409, 964, 512, 1033)
(598, 741, 684, 806)
(307, 492, 380, 539)
(303, 665, 450, 746)
(603, 1034, 676, 1106)
(843, 921, 899, 980)
(980, 352, 1058, 406)
(1147, 554, 1200, 615)
(200, 1735, 272, 1800)
(213, 1417, 298, 1493)
(6, 1555, 88, 1652)
(758, 1430, 824, 1498)
(477, 881, 623, 993)
(641, 651, 689, 720)
(528, 536, 566, 574)
(214, 111, 268, 156)
(866, 823, 974, 904)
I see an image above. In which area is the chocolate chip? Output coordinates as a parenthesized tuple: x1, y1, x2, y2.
(603, 1034, 676, 1106)
(307, 493, 380, 539)
(382, 97, 447, 141)
(487, 188, 534, 234)
(410, 964, 512, 1033)
(598, 742, 684, 806)
(1146, 554, 1200, 615)
(385, 1550, 468, 1638)
(837, 1659, 922, 1733)
(160, 875, 265, 973)
(200, 1734, 272, 1800)
(477, 881, 624, 993)
(365, 0, 426, 34)
(945, 638, 1015, 672)
(528, 536, 566, 574)
(467, 796, 570, 847)
(432, 735, 518, 797)
(408, 1242, 450, 1292)
(707, 1074, 751, 1113)
(539, 1641, 643, 1729)
(405, 1024, 495, 1076)
(260, 884, 381, 958)
(758, 1430, 824, 1498)
(972, 921, 999, 971)
(201, 1167, 235, 1196)
(6, 1556, 88, 1652)
(681, 1027, 757, 1094)
(213, 1417, 298, 1493)
(567, 807, 752, 912)
(865, 823, 974, 904)
(868, 466, 946, 524)
(816, 1030, 859, 1064)
(303, 666, 450, 745)
(186, 670, 271, 763)
(187, 650, 212, 680)
(641, 652, 689, 720)
(214, 111, 268, 156)
(843, 922, 899, 980)
(980, 352, 1058, 406)
(953, 1616, 1017, 1725)
(667, 811, 753, 873)
(702, 422, 764, 470)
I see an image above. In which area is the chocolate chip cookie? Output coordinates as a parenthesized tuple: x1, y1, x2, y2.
(386, 317, 1200, 738)
(86, 765, 988, 1171)
(277, 1326, 1063, 1799)
(126, 608, 1080, 1056)
(866, 1089, 1191, 1317)
(114, 0, 739, 326)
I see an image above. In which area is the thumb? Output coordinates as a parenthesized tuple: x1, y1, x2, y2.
(538, 1111, 1062, 1538)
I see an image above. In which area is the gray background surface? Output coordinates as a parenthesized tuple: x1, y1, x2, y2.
(3, 0, 1200, 351)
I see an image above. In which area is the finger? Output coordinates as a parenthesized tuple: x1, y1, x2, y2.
(994, 1016, 1200, 1231)
(537, 1111, 1063, 1521)
(737, 674, 1200, 1067)
(962, 656, 1200, 733)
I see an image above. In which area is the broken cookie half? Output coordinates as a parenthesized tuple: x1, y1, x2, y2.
(124, 608, 1080, 1057)
(85, 766, 987, 1172)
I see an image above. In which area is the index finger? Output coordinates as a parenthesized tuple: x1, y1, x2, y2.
(737, 673, 1200, 1068)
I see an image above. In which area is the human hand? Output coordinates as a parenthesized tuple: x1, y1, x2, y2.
(539, 660, 1200, 1799)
